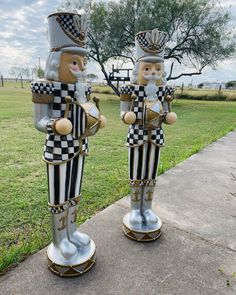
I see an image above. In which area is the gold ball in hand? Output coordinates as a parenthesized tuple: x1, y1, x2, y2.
(124, 111, 136, 124)
(100, 115, 107, 128)
(165, 112, 177, 125)
(55, 118, 73, 135)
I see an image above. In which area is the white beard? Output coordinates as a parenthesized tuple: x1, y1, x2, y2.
(143, 74, 163, 100)
(75, 81, 87, 103)
(145, 80, 159, 100)
(70, 69, 87, 103)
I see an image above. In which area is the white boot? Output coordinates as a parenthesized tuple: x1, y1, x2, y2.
(51, 210, 77, 259)
(142, 186, 158, 225)
(67, 205, 91, 248)
(129, 187, 143, 226)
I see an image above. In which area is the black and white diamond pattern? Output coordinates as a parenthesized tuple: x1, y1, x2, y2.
(136, 33, 150, 49)
(136, 31, 166, 53)
(57, 14, 81, 39)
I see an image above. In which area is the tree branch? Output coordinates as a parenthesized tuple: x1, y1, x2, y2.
(167, 67, 204, 81)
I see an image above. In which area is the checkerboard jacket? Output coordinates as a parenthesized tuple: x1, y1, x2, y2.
(120, 84, 174, 147)
(31, 81, 91, 164)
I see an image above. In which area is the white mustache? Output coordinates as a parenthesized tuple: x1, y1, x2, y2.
(70, 69, 86, 79)
(143, 74, 161, 81)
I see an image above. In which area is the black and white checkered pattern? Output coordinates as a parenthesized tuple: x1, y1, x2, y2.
(120, 84, 173, 146)
(31, 81, 54, 94)
(32, 80, 90, 163)
(127, 125, 149, 145)
(150, 128, 164, 145)
(57, 14, 81, 39)
(44, 134, 80, 162)
(165, 85, 175, 96)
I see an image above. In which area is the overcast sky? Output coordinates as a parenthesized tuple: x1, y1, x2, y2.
(0, 0, 235, 86)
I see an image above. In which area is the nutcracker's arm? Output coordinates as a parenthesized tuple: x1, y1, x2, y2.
(162, 86, 177, 125)
(119, 85, 136, 124)
(31, 81, 60, 134)
(120, 100, 132, 119)
(163, 86, 175, 113)
(34, 103, 53, 133)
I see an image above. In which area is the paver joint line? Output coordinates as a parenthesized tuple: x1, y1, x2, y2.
(164, 223, 236, 254)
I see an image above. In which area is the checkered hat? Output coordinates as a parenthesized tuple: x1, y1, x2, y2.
(135, 28, 167, 62)
(47, 12, 89, 55)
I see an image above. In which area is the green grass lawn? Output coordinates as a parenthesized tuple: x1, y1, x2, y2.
(0, 86, 236, 273)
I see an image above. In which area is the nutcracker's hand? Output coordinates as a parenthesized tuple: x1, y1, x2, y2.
(123, 111, 136, 125)
(54, 118, 73, 135)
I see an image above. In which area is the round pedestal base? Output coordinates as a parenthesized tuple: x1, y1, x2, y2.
(123, 213, 162, 242)
(47, 240, 96, 277)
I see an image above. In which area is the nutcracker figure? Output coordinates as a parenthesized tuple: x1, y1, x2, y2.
(120, 29, 177, 242)
(31, 12, 106, 277)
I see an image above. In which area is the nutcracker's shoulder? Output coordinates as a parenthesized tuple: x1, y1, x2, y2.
(120, 84, 134, 101)
(165, 85, 175, 95)
(31, 79, 54, 104)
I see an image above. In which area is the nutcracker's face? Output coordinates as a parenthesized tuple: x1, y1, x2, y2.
(137, 61, 164, 86)
(58, 52, 87, 83)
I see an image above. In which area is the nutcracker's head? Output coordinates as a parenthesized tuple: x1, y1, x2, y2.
(131, 28, 167, 86)
(45, 12, 89, 83)
(136, 61, 164, 86)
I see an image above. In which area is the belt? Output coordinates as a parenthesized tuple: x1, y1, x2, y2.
(133, 119, 162, 128)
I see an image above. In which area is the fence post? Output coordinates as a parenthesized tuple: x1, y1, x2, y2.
(20, 75, 23, 88)
(181, 82, 184, 94)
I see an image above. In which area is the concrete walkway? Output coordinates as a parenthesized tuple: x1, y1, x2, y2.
(1, 131, 236, 295)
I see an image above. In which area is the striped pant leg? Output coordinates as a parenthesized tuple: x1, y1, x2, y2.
(46, 154, 85, 212)
(68, 153, 85, 205)
(129, 142, 160, 183)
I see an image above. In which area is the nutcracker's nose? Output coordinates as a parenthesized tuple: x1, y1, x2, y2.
(80, 65, 85, 72)
(152, 72, 156, 76)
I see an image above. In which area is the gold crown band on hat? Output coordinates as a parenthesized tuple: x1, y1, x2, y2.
(50, 44, 82, 52)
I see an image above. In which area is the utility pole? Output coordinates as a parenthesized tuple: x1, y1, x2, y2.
(38, 56, 41, 78)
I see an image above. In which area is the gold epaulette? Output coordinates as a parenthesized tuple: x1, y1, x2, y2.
(32, 93, 54, 104)
(120, 93, 132, 101)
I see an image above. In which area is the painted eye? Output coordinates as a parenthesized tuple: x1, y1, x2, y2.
(145, 68, 149, 71)
(157, 68, 160, 71)
(72, 61, 77, 65)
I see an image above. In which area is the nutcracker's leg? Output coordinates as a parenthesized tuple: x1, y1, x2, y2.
(128, 145, 144, 226)
(47, 163, 77, 259)
(142, 143, 160, 225)
(129, 186, 143, 225)
(67, 154, 90, 248)
(142, 185, 158, 225)
(50, 210, 77, 259)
